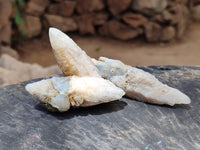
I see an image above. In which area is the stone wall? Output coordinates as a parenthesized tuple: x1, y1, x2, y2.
(192, 0, 200, 21)
(19, 0, 192, 42)
(1, 0, 200, 47)
(0, 0, 12, 46)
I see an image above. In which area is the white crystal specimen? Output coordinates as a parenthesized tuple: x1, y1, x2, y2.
(49, 28, 100, 77)
(93, 57, 191, 106)
(25, 76, 125, 112)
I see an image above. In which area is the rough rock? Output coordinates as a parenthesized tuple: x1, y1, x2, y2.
(168, 0, 188, 7)
(0, 21, 11, 44)
(160, 26, 176, 42)
(76, 0, 104, 14)
(0, 67, 22, 87)
(26, 0, 49, 16)
(151, 14, 164, 23)
(193, 0, 200, 5)
(0, 54, 61, 86)
(0, 66, 199, 149)
(192, 5, 200, 21)
(93, 12, 109, 26)
(167, 5, 186, 25)
(98, 23, 110, 36)
(152, 10, 180, 25)
(162, 10, 173, 22)
(76, 14, 95, 35)
(176, 5, 189, 38)
(0, 0, 12, 45)
(132, 0, 168, 16)
(181, 0, 188, 4)
(1, 46, 19, 59)
(52, 0, 63, 2)
(44, 14, 77, 32)
(19, 15, 42, 38)
(107, 0, 132, 16)
(99, 20, 142, 40)
(48, 1, 76, 17)
(144, 22, 162, 42)
(0, 0, 12, 28)
(183, 0, 188, 4)
(122, 13, 148, 28)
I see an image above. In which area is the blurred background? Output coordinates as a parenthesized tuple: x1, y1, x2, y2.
(0, 0, 200, 86)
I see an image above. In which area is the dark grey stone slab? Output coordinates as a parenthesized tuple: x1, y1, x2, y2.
(0, 66, 200, 150)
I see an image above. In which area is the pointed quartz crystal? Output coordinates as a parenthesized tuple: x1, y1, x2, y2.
(49, 28, 100, 77)
(93, 57, 191, 106)
(26, 76, 125, 112)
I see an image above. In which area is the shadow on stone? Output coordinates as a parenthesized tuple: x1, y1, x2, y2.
(127, 96, 191, 110)
(35, 100, 127, 120)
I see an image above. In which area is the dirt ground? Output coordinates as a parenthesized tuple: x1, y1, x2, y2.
(17, 22, 200, 67)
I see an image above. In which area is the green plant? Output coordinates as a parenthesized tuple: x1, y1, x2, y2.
(12, 0, 26, 34)
(11, 0, 27, 46)
(95, 47, 101, 52)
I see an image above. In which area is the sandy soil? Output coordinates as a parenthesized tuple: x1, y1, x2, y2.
(17, 22, 200, 67)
